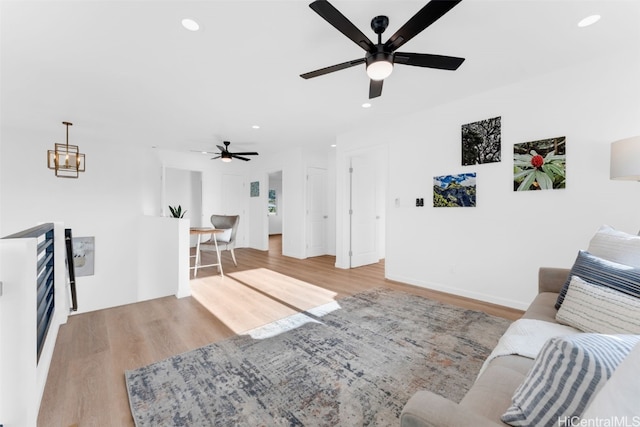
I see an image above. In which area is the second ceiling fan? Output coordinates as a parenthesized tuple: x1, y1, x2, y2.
(300, 0, 466, 99)
(212, 141, 259, 162)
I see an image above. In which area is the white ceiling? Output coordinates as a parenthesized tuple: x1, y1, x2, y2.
(2, 0, 639, 158)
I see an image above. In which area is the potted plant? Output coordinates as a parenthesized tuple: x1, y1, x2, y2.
(168, 205, 187, 218)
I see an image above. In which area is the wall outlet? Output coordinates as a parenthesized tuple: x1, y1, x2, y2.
(415, 198, 424, 207)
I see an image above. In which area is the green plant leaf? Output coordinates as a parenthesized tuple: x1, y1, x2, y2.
(514, 168, 531, 180)
(169, 205, 186, 218)
(514, 154, 533, 162)
(544, 163, 565, 177)
(546, 154, 566, 162)
(541, 164, 554, 178)
(535, 170, 553, 190)
(517, 169, 537, 191)
(514, 161, 533, 168)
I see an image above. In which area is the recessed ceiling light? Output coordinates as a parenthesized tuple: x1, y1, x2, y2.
(578, 15, 600, 28)
(252, 125, 260, 129)
(362, 102, 372, 108)
(181, 18, 200, 31)
(331, 144, 337, 148)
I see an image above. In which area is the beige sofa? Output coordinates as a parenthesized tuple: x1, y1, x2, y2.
(400, 267, 570, 427)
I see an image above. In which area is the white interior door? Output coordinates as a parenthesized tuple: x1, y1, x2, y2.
(306, 167, 327, 257)
(221, 174, 247, 247)
(350, 155, 379, 267)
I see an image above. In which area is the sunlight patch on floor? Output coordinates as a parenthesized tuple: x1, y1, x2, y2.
(190, 268, 340, 338)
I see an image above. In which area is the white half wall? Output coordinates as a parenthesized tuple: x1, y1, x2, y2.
(337, 50, 640, 310)
(0, 222, 69, 427)
(137, 216, 190, 301)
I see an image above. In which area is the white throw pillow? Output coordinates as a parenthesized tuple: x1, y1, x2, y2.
(556, 276, 640, 334)
(214, 228, 232, 243)
(587, 225, 640, 268)
(581, 343, 640, 421)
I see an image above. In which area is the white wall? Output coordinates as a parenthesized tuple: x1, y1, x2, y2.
(0, 128, 156, 313)
(0, 134, 235, 313)
(336, 50, 640, 310)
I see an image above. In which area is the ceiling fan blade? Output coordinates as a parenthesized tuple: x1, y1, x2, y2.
(191, 150, 217, 154)
(394, 52, 465, 70)
(231, 152, 259, 156)
(216, 145, 227, 152)
(309, 0, 375, 52)
(369, 79, 383, 99)
(301, 58, 365, 79)
(232, 155, 251, 161)
(211, 155, 221, 159)
(384, 0, 462, 52)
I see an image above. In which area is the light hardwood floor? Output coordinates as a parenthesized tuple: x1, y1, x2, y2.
(37, 235, 522, 427)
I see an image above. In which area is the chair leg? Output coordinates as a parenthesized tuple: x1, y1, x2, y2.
(230, 248, 237, 266)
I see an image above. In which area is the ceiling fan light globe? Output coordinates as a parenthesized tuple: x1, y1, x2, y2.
(221, 157, 232, 163)
(366, 61, 393, 80)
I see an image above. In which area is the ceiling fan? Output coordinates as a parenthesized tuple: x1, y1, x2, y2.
(211, 141, 259, 162)
(300, 0, 465, 99)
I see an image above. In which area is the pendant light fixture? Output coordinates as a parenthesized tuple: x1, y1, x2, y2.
(47, 121, 85, 178)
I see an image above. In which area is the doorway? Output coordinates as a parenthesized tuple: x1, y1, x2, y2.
(163, 167, 203, 246)
(268, 171, 283, 254)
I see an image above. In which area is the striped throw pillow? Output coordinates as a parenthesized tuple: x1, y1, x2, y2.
(555, 251, 640, 309)
(501, 334, 640, 427)
(556, 276, 640, 334)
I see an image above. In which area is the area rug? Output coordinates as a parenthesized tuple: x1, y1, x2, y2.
(125, 288, 512, 426)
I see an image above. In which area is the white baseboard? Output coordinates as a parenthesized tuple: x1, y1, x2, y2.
(386, 273, 530, 312)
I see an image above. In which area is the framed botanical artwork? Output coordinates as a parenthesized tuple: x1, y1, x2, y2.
(462, 116, 501, 165)
(433, 173, 477, 207)
(513, 136, 566, 191)
(250, 181, 260, 197)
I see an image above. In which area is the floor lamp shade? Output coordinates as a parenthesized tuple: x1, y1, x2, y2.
(610, 136, 640, 181)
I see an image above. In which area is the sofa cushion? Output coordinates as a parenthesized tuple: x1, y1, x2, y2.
(556, 276, 640, 334)
(501, 334, 640, 427)
(521, 293, 559, 323)
(555, 250, 640, 309)
(461, 360, 531, 424)
(587, 224, 640, 268)
(581, 343, 640, 421)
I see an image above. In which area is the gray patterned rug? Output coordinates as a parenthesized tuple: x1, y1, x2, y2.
(125, 288, 511, 426)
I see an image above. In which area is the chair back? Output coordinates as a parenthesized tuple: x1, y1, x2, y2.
(210, 214, 239, 245)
